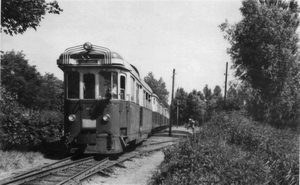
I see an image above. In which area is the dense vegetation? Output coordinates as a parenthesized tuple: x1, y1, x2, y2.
(144, 72, 170, 108)
(0, 51, 64, 150)
(171, 85, 223, 126)
(220, 0, 300, 128)
(151, 112, 299, 184)
(152, 1, 299, 184)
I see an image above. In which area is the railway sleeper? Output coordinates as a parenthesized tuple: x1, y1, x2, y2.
(52, 172, 74, 177)
(66, 168, 85, 173)
(24, 180, 55, 185)
(43, 175, 67, 182)
(115, 162, 126, 168)
(73, 166, 90, 171)
(103, 168, 113, 173)
(97, 170, 110, 177)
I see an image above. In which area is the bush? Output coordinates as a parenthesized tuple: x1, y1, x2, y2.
(151, 111, 299, 185)
(0, 87, 63, 150)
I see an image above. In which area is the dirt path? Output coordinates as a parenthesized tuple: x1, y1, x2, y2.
(83, 151, 164, 185)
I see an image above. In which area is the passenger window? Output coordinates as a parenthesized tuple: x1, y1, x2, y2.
(131, 77, 135, 102)
(112, 72, 118, 99)
(67, 71, 79, 99)
(83, 73, 95, 99)
(136, 83, 139, 104)
(120, 75, 126, 100)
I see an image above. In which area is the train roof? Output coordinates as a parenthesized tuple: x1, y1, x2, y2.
(57, 42, 153, 93)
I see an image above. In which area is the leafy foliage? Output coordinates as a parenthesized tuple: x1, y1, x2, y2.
(39, 73, 64, 111)
(186, 90, 206, 125)
(1, 0, 63, 35)
(152, 112, 299, 185)
(226, 81, 250, 110)
(220, 0, 300, 127)
(1, 51, 63, 111)
(0, 87, 64, 150)
(173, 88, 189, 124)
(172, 85, 224, 125)
(144, 72, 169, 108)
(0, 51, 64, 150)
(1, 51, 42, 109)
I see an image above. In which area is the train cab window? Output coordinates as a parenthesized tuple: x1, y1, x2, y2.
(67, 71, 79, 99)
(120, 75, 126, 100)
(83, 73, 95, 99)
(99, 72, 118, 99)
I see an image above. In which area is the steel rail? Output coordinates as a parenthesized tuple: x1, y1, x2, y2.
(1, 156, 95, 185)
(57, 158, 109, 185)
(1, 155, 80, 183)
(1, 136, 181, 185)
(64, 144, 177, 184)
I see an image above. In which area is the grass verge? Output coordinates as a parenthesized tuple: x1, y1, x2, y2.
(151, 111, 299, 185)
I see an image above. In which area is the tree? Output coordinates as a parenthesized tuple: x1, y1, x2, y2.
(144, 72, 169, 108)
(173, 88, 189, 125)
(1, 51, 42, 109)
(226, 81, 251, 110)
(212, 85, 223, 111)
(39, 73, 64, 111)
(220, 0, 300, 127)
(203, 84, 212, 101)
(187, 90, 206, 125)
(1, 0, 63, 35)
(1, 51, 64, 111)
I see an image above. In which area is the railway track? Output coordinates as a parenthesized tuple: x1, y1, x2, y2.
(0, 140, 179, 185)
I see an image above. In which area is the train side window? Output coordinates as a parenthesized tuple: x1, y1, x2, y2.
(83, 73, 95, 99)
(131, 77, 135, 102)
(120, 75, 126, 100)
(67, 71, 79, 99)
(136, 83, 139, 104)
(143, 91, 147, 107)
(112, 72, 118, 99)
(146, 92, 149, 108)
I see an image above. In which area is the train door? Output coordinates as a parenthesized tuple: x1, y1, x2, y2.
(80, 72, 97, 132)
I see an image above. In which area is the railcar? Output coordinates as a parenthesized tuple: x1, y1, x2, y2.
(57, 42, 169, 154)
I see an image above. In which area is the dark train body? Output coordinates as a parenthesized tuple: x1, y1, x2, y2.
(57, 42, 169, 154)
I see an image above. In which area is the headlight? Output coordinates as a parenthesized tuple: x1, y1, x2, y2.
(83, 42, 92, 50)
(102, 114, 110, 122)
(68, 114, 76, 122)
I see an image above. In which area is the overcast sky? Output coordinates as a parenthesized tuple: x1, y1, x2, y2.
(1, 0, 243, 99)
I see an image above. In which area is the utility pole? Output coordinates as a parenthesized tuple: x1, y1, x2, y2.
(224, 62, 228, 110)
(169, 69, 175, 136)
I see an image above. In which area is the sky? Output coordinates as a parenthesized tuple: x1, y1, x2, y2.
(1, 0, 243, 100)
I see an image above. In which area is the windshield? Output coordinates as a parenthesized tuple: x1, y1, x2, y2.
(83, 73, 95, 99)
(67, 71, 79, 99)
(99, 71, 118, 99)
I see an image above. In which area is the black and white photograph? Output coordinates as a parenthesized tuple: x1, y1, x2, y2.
(1, 0, 299, 184)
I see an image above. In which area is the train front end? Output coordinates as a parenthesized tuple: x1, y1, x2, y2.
(57, 42, 127, 154)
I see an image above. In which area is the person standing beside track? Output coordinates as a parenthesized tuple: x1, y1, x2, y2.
(188, 118, 195, 134)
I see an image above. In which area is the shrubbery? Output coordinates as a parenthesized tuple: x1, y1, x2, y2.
(152, 112, 299, 185)
(0, 87, 63, 150)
